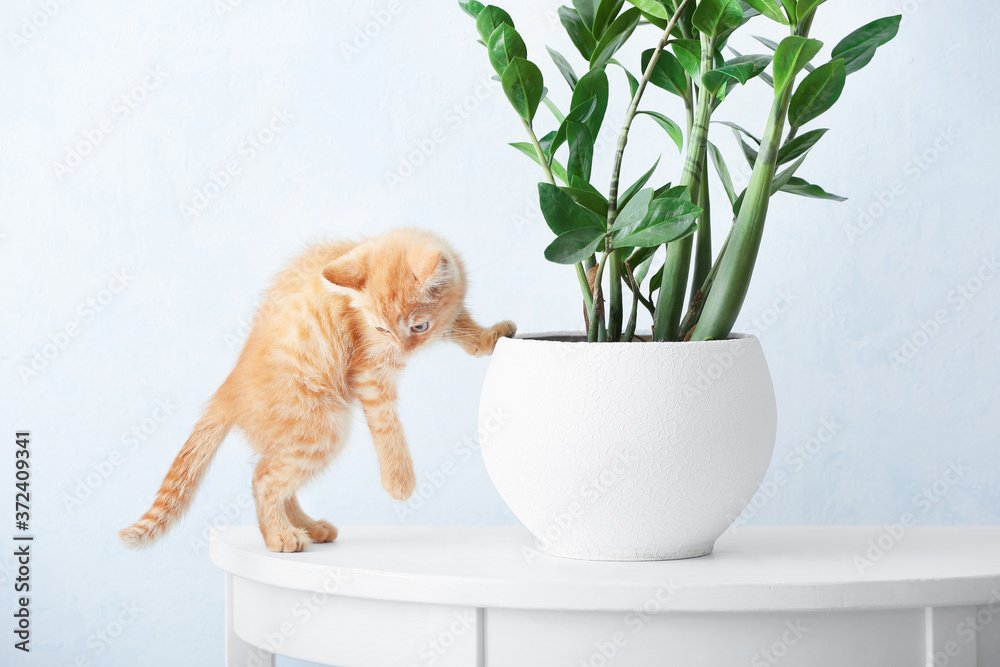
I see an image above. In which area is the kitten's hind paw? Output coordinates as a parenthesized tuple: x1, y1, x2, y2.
(305, 520, 338, 543)
(477, 320, 517, 356)
(264, 527, 310, 553)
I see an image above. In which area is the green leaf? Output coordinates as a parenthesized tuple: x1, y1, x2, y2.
(547, 47, 579, 90)
(544, 227, 607, 264)
(611, 188, 654, 238)
(550, 96, 599, 157)
(570, 174, 602, 194)
(608, 58, 639, 97)
(795, 0, 826, 22)
(831, 15, 901, 75)
(619, 157, 660, 209)
(559, 7, 598, 60)
(647, 263, 663, 293)
(562, 184, 609, 216)
(615, 218, 697, 249)
(656, 183, 686, 200)
(571, 68, 609, 140)
(568, 95, 600, 126)
(716, 54, 772, 84)
(613, 195, 701, 248)
(573, 0, 600, 29)
(566, 121, 595, 181)
(789, 59, 845, 128)
(777, 127, 827, 164)
(772, 35, 823, 95)
(743, 0, 787, 24)
(702, 54, 771, 98)
(476, 6, 514, 43)
(692, 0, 744, 38)
(593, 0, 625, 38)
(706, 76, 729, 103)
(714, 119, 761, 144)
(631, 247, 657, 284)
(732, 127, 758, 167)
(538, 129, 558, 156)
(459, 0, 486, 19)
(625, 244, 656, 268)
(623, 0, 670, 20)
(753, 35, 779, 51)
(708, 141, 736, 205)
(488, 24, 527, 74)
(779, 176, 846, 201)
(538, 182, 606, 235)
(541, 97, 565, 123)
(637, 110, 683, 153)
(509, 142, 569, 183)
(770, 150, 809, 194)
(731, 146, 805, 212)
(732, 189, 745, 215)
(590, 7, 641, 69)
(752, 35, 813, 73)
(641, 49, 688, 98)
(501, 57, 544, 122)
(671, 39, 702, 78)
(780, 0, 797, 23)
(713, 48, 726, 71)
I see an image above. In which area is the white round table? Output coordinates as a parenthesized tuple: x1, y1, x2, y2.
(210, 525, 1000, 667)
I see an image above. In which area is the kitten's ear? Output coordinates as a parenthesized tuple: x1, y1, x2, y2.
(411, 248, 447, 287)
(322, 249, 367, 293)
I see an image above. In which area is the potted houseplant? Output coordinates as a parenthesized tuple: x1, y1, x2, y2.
(460, 0, 899, 560)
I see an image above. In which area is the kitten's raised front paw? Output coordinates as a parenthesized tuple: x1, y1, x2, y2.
(477, 320, 517, 356)
(382, 464, 416, 501)
(305, 520, 338, 543)
(264, 526, 310, 553)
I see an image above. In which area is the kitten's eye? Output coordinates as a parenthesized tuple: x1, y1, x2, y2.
(375, 327, 389, 334)
(411, 322, 429, 333)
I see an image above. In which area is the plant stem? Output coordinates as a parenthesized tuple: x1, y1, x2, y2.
(636, 288, 656, 319)
(687, 93, 789, 341)
(605, 0, 692, 231)
(690, 152, 711, 306)
(653, 30, 714, 341)
(623, 261, 640, 343)
(687, 19, 815, 341)
(676, 3, 691, 40)
(684, 78, 695, 136)
(587, 250, 611, 342)
(796, 10, 816, 38)
(522, 117, 596, 316)
(679, 221, 731, 337)
(623, 255, 655, 341)
(587, 0, 688, 343)
(780, 12, 817, 145)
(521, 118, 555, 187)
(608, 249, 623, 340)
(575, 263, 594, 313)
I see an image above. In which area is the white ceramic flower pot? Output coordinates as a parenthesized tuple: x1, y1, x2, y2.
(478, 333, 777, 561)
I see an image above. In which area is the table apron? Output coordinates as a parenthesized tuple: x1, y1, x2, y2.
(228, 576, 1000, 667)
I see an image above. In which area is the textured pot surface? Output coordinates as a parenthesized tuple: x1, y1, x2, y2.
(479, 333, 777, 561)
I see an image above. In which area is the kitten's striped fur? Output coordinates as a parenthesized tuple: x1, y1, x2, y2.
(120, 229, 515, 552)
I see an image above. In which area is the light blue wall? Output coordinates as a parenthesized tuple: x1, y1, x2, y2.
(1, 0, 997, 665)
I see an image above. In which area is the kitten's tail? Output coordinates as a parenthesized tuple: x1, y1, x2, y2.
(119, 399, 232, 549)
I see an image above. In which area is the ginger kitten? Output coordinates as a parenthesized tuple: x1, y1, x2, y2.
(120, 228, 515, 552)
